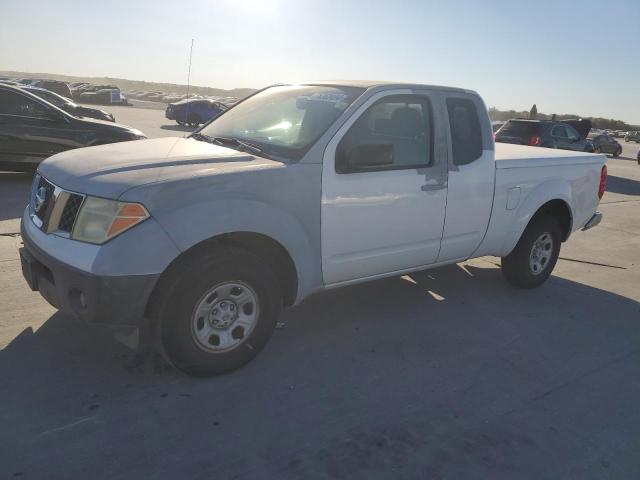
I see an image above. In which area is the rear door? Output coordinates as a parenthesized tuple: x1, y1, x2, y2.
(437, 94, 495, 262)
(321, 89, 448, 285)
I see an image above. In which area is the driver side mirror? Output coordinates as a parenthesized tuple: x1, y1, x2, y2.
(336, 143, 394, 173)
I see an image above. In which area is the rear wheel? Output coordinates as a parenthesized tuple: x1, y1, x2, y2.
(177, 120, 185, 126)
(153, 247, 282, 377)
(501, 215, 561, 289)
(613, 147, 622, 158)
(594, 146, 601, 154)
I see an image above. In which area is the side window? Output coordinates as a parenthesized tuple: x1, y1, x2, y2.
(566, 126, 580, 141)
(0, 90, 50, 119)
(552, 125, 568, 138)
(446, 97, 482, 166)
(336, 95, 432, 173)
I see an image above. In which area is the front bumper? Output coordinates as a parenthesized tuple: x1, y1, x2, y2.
(582, 211, 603, 231)
(20, 221, 159, 328)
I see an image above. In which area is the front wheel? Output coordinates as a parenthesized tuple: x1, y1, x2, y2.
(501, 215, 561, 289)
(177, 120, 185, 126)
(613, 147, 621, 158)
(153, 247, 282, 377)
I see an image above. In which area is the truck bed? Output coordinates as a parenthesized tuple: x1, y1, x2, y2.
(494, 143, 605, 169)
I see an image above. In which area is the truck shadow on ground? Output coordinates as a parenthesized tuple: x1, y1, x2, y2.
(0, 172, 32, 222)
(1, 262, 639, 478)
(606, 175, 640, 196)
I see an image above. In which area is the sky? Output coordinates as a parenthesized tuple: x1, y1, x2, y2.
(1, 0, 639, 123)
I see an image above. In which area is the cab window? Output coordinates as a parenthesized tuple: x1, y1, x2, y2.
(446, 97, 482, 165)
(336, 95, 432, 173)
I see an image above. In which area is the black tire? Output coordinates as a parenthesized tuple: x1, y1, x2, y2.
(152, 246, 282, 377)
(594, 146, 601, 154)
(501, 215, 561, 289)
(188, 114, 201, 127)
(177, 120, 185, 126)
(613, 147, 621, 158)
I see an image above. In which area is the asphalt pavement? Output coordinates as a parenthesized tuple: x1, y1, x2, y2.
(0, 103, 639, 479)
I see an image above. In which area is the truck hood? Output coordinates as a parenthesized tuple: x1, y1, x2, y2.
(38, 137, 283, 198)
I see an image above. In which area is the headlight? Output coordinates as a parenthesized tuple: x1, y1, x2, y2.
(71, 196, 149, 244)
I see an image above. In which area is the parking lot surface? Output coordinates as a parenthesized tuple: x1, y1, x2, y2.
(1, 104, 639, 479)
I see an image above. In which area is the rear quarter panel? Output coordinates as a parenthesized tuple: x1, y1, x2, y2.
(474, 155, 605, 257)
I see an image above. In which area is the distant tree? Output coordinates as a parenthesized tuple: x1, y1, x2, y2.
(529, 104, 537, 120)
(486, 105, 639, 130)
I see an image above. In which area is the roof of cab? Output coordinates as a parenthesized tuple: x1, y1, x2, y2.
(290, 80, 474, 94)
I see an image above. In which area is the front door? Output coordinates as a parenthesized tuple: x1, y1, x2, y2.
(321, 90, 448, 285)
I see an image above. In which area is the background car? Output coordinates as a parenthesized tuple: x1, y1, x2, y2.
(0, 84, 145, 171)
(165, 98, 228, 126)
(492, 121, 505, 133)
(494, 118, 594, 152)
(587, 133, 622, 157)
(30, 79, 72, 99)
(72, 84, 119, 100)
(624, 131, 640, 143)
(21, 85, 115, 122)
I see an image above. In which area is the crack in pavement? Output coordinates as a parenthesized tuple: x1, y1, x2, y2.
(558, 257, 627, 269)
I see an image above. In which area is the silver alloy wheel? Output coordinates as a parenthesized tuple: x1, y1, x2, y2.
(529, 232, 553, 275)
(191, 281, 259, 353)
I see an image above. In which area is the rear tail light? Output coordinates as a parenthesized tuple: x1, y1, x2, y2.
(598, 165, 607, 199)
(529, 135, 542, 146)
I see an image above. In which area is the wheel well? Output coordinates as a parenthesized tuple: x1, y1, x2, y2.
(532, 199, 572, 241)
(145, 232, 299, 318)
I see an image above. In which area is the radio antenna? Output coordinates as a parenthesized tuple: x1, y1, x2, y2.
(184, 38, 195, 135)
(186, 38, 194, 99)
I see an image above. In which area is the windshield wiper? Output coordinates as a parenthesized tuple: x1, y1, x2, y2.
(210, 136, 270, 158)
(190, 132, 213, 142)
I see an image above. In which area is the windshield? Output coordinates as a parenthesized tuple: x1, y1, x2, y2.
(199, 85, 364, 161)
(31, 89, 74, 108)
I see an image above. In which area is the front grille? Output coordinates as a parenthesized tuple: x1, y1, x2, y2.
(34, 176, 55, 223)
(30, 175, 85, 235)
(58, 194, 84, 232)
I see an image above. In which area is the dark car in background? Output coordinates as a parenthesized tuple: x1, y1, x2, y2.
(624, 131, 640, 143)
(21, 86, 115, 122)
(495, 119, 594, 152)
(0, 84, 145, 171)
(165, 98, 228, 126)
(30, 79, 72, 99)
(587, 132, 622, 157)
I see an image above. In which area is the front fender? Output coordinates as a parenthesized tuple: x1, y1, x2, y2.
(500, 178, 573, 255)
(121, 168, 323, 302)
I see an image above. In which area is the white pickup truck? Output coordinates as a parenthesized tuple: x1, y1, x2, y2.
(19, 81, 607, 376)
